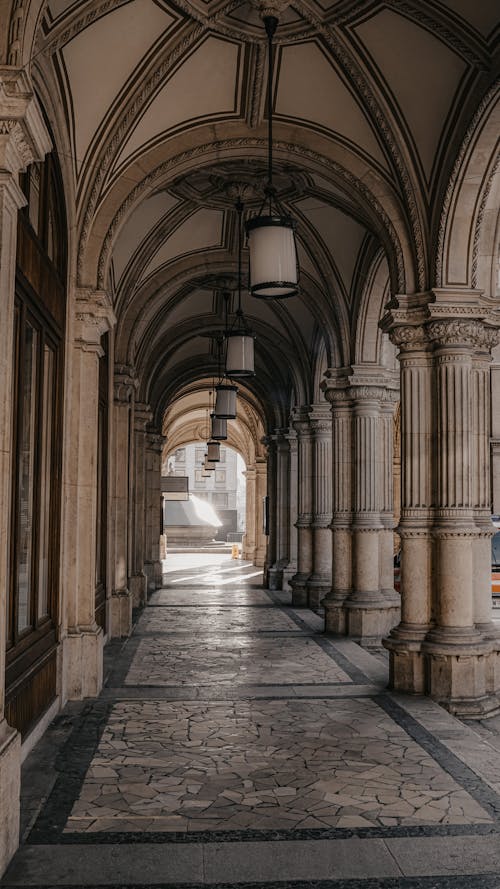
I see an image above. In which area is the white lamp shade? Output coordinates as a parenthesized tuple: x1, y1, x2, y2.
(206, 440, 220, 462)
(215, 383, 237, 419)
(211, 414, 227, 440)
(201, 466, 211, 478)
(246, 216, 298, 298)
(226, 334, 255, 377)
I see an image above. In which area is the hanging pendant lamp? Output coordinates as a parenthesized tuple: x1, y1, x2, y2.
(211, 413, 227, 441)
(226, 200, 256, 377)
(206, 440, 221, 462)
(203, 456, 216, 471)
(215, 382, 238, 419)
(245, 16, 298, 299)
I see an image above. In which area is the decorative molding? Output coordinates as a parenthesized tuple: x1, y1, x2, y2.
(435, 82, 500, 287)
(74, 288, 116, 347)
(80, 137, 405, 290)
(471, 150, 500, 288)
(427, 319, 486, 347)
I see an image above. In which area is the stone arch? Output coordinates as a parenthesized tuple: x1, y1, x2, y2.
(436, 83, 500, 294)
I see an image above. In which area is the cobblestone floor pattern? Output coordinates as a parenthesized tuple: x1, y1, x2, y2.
(6, 554, 500, 888)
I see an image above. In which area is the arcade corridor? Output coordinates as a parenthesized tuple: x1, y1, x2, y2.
(4, 555, 500, 887)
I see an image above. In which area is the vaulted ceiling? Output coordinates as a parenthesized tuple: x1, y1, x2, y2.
(27, 0, 500, 429)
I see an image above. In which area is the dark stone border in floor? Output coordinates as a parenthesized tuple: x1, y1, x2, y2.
(375, 695, 500, 821)
(29, 821, 500, 846)
(4, 876, 500, 889)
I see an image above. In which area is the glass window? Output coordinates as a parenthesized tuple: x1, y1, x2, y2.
(38, 344, 55, 619)
(16, 321, 38, 633)
(215, 470, 226, 484)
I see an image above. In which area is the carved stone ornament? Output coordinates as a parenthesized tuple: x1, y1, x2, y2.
(249, 0, 292, 19)
(114, 364, 138, 404)
(389, 325, 430, 350)
(427, 319, 485, 347)
(74, 289, 116, 347)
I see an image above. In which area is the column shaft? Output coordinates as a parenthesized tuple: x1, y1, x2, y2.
(290, 408, 313, 606)
(307, 407, 333, 610)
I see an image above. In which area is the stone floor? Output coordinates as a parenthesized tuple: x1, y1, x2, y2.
(6, 554, 500, 887)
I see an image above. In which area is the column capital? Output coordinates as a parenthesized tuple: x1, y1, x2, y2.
(114, 364, 138, 403)
(75, 289, 116, 351)
(291, 405, 312, 435)
(309, 403, 332, 435)
(134, 402, 153, 431)
(146, 432, 165, 454)
(0, 68, 52, 174)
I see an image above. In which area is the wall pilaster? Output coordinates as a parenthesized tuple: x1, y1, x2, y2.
(282, 429, 298, 590)
(129, 402, 152, 607)
(109, 366, 136, 637)
(242, 466, 256, 562)
(144, 432, 165, 592)
(63, 289, 116, 701)
(0, 68, 51, 878)
(254, 459, 268, 568)
(306, 405, 333, 610)
(290, 407, 313, 606)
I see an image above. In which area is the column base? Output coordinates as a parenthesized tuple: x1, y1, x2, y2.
(282, 564, 297, 591)
(254, 546, 266, 568)
(289, 573, 309, 607)
(129, 572, 147, 607)
(306, 575, 330, 611)
(143, 561, 155, 593)
(267, 567, 283, 591)
(344, 595, 400, 646)
(110, 589, 133, 638)
(154, 560, 163, 589)
(63, 626, 104, 700)
(323, 597, 348, 635)
(0, 720, 20, 878)
(384, 631, 428, 695)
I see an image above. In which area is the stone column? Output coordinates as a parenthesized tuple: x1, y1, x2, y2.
(321, 380, 353, 634)
(254, 459, 268, 568)
(264, 436, 278, 587)
(382, 293, 500, 715)
(63, 289, 116, 701)
(129, 402, 152, 607)
(109, 366, 136, 637)
(381, 322, 434, 692)
(282, 429, 298, 590)
(242, 466, 256, 562)
(144, 432, 165, 592)
(306, 405, 333, 610)
(267, 431, 290, 590)
(472, 331, 499, 635)
(290, 407, 313, 606)
(423, 315, 495, 713)
(0, 69, 51, 876)
(345, 383, 399, 643)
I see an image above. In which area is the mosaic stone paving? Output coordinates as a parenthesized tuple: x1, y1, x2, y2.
(149, 588, 274, 607)
(9, 557, 500, 889)
(64, 698, 492, 834)
(125, 636, 352, 686)
(139, 605, 301, 634)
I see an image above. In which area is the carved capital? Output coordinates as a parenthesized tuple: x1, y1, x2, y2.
(0, 69, 52, 173)
(114, 365, 138, 404)
(74, 289, 116, 351)
(427, 319, 484, 348)
(389, 324, 430, 350)
(134, 402, 153, 432)
(146, 432, 165, 454)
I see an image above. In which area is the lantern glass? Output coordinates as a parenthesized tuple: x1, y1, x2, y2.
(226, 333, 255, 377)
(203, 457, 216, 471)
(215, 383, 237, 419)
(246, 216, 298, 298)
(211, 414, 227, 441)
(207, 440, 220, 462)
